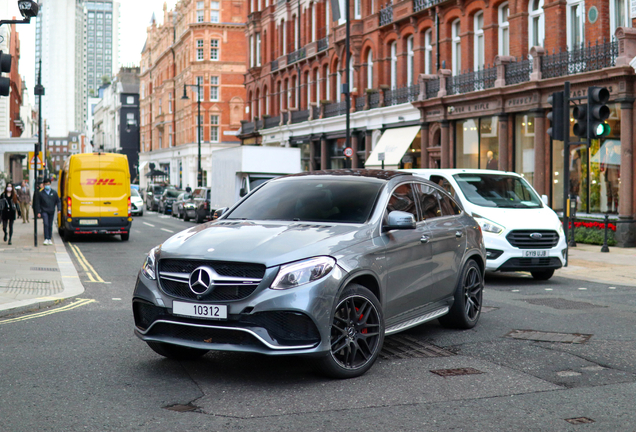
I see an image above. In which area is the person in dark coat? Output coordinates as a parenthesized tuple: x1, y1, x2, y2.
(33, 178, 61, 245)
(1, 183, 22, 245)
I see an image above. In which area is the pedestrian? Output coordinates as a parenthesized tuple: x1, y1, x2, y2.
(0, 183, 22, 245)
(18, 180, 31, 223)
(33, 178, 61, 245)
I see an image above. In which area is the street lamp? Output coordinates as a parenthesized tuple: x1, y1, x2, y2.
(182, 83, 202, 187)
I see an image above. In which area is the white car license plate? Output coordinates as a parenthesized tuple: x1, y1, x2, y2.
(79, 219, 99, 225)
(523, 250, 548, 258)
(173, 301, 227, 320)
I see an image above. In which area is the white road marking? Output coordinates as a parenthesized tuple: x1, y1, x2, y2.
(511, 289, 520, 292)
(159, 215, 171, 219)
(161, 228, 174, 233)
(143, 222, 155, 227)
(112, 298, 122, 301)
(545, 288, 553, 291)
(609, 286, 616, 290)
(578, 287, 588, 290)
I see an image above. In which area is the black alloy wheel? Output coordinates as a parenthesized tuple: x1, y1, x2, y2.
(316, 284, 384, 379)
(438, 259, 483, 329)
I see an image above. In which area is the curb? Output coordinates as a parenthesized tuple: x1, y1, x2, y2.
(0, 228, 85, 318)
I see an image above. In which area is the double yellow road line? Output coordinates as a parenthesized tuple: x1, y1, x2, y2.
(0, 298, 96, 325)
(68, 243, 107, 283)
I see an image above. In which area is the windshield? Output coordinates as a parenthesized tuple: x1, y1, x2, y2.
(165, 190, 181, 198)
(453, 173, 542, 208)
(152, 186, 165, 194)
(227, 178, 383, 223)
(131, 189, 140, 197)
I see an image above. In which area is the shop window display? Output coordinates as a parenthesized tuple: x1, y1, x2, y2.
(455, 117, 499, 169)
(514, 113, 536, 185)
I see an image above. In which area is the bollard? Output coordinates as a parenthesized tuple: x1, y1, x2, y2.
(600, 214, 610, 253)
(569, 196, 577, 247)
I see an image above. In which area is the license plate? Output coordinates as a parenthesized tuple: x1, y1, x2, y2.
(173, 301, 227, 320)
(523, 250, 548, 258)
(79, 219, 99, 225)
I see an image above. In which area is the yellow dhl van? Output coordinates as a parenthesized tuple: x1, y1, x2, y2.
(57, 153, 132, 241)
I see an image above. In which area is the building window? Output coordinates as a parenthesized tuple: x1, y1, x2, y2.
(198, 115, 204, 142)
(474, 12, 484, 70)
(407, 36, 414, 85)
(250, 35, 254, 67)
(424, 29, 433, 75)
(196, 76, 204, 101)
(366, 49, 373, 89)
(515, 113, 536, 186)
(210, 76, 219, 101)
(159, 98, 162, 114)
(211, 39, 219, 60)
(452, 19, 461, 75)
(210, 115, 219, 142)
(455, 117, 499, 169)
(210, 1, 220, 23)
(197, 39, 204, 61)
(355, 0, 361, 19)
(529, 0, 545, 49)
(316, 70, 321, 106)
(610, 0, 629, 38)
(256, 33, 261, 67)
(168, 92, 173, 113)
(499, 3, 509, 56)
(311, 2, 316, 42)
(390, 41, 397, 89)
(169, 125, 173, 147)
(567, 0, 584, 49)
(306, 72, 311, 106)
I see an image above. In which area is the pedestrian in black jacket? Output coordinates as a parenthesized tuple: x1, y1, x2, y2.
(33, 178, 61, 245)
(1, 183, 22, 245)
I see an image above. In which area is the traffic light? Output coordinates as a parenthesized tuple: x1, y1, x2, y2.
(547, 91, 564, 141)
(588, 86, 611, 139)
(572, 103, 587, 138)
(0, 51, 12, 97)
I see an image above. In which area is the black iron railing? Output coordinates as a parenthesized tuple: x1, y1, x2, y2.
(264, 115, 280, 129)
(291, 109, 310, 123)
(241, 121, 255, 134)
(287, 47, 306, 65)
(368, 91, 381, 109)
(446, 66, 497, 95)
(255, 119, 263, 130)
(541, 39, 619, 79)
(505, 57, 533, 85)
(324, 101, 347, 118)
(379, 4, 393, 26)
(425, 78, 440, 98)
(384, 84, 421, 106)
(312, 105, 320, 119)
(355, 95, 366, 111)
(271, 59, 279, 71)
(413, 0, 448, 13)
(317, 36, 329, 52)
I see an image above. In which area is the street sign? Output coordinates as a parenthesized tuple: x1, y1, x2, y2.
(344, 147, 353, 158)
(28, 151, 44, 170)
(378, 152, 385, 161)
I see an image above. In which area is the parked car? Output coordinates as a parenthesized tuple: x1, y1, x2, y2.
(172, 192, 192, 219)
(133, 169, 486, 378)
(131, 188, 144, 216)
(145, 183, 173, 211)
(158, 189, 183, 214)
(405, 169, 566, 280)
(189, 187, 211, 223)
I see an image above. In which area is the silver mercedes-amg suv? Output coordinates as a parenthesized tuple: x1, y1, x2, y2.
(133, 170, 486, 378)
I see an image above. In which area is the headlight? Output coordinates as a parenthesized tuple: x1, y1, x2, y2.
(558, 223, 564, 235)
(141, 246, 160, 280)
(271, 257, 335, 290)
(474, 216, 504, 235)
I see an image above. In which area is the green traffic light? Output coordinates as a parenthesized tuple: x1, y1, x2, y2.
(594, 122, 611, 138)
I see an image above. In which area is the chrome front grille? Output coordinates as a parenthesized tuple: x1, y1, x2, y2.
(158, 259, 265, 302)
(506, 230, 559, 249)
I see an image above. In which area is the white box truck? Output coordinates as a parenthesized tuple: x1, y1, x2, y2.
(209, 146, 302, 213)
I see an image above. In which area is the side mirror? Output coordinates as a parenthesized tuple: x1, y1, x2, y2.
(213, 207, 229, 220)
(384, 211, 417, 231)
(239, 187, 247, 197)
(541, 194, 549, 206)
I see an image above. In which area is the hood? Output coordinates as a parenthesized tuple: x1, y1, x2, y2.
(160, 220, 374, 268)
(469, 205, 561, 231)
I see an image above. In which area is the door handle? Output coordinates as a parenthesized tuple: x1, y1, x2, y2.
(455, 231, 463, 238)
(420, 235, 430, 244)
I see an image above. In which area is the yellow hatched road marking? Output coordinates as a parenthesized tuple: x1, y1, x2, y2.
(68, 243, 106, 283)
(0, 298, 96, 324)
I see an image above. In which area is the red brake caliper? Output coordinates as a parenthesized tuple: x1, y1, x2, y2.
(356, 306, 367, 334)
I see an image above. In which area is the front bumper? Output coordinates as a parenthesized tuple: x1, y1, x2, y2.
(484, 231, 566, 272)
(132, 264, 345, 355)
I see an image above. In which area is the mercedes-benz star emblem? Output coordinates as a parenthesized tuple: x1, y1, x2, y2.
(529, 233, 543, 240)
(188, 266, 215, 295)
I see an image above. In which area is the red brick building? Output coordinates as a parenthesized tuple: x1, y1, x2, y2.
(139, 0, 247, 189)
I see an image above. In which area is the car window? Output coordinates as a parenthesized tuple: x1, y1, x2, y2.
(429, 175, 456, 198)
(193, 188, 204, 198)
(439, 192, 462, 216)
(413, 184, 441, 221)
(386, 184, 417, 219)
(131, 189, 140, 197)
(206, 190, 211, 199)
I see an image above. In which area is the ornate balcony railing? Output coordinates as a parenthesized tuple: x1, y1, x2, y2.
(312, 105, 320, 119)
(413, 0, 449, 13)
(324, 101, 347, 118)
(287, 47, 306, 65)
(355, 95, 366, 111)
(446, 66, 497, 95)
(379, 4, 393, 27)
(425, 78, 440, 98)
(271, 59, 279, 72)
(368, 91, 381, 109)
(505, 57, 533, 85)
(317, 36, 329, 53)
(383, 84, 421, 106)
(241, 121, 255, 134)
(541, 39, 619, 80)
(291, 109, 310, 123)
(264, 115, 280, 129)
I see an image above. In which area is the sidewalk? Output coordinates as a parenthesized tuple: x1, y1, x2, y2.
(560, 243, 636, 287)
(0, 215, 84, 318)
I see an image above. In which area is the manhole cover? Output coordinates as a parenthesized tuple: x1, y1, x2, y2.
(430, 367, 483, 377)
(522, 298, 605, 310)
(379, 335, 455, 360)
(30, 267, 58, 272)
(565, 417, 595, 425)
(0, 279, 63, 296)
(506, 330, 592, 344)
(163, 403, 199, 413)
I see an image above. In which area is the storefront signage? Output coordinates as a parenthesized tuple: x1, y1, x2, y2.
(446, 100, 501, 118)
(570, 85, 616, 99)
(506, 94, 539, 109)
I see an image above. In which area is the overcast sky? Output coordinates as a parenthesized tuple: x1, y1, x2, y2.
(9, 0, 178, 101)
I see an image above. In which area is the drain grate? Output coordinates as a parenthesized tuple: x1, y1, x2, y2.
(379, 335, 455, 360)
(506, 329, 592, 344)
(565, 417, 595, 425)
(30, 267, 58, 272)
(430, 367, 483, 377)
(522, 298, 605, 310)
(163, 403, 199, 413)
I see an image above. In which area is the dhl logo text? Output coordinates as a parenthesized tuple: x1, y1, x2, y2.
(81, 179, 123, 186)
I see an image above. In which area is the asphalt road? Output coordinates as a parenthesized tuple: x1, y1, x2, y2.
(1, 211, 636, 431)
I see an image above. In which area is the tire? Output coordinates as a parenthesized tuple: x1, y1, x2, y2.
(438, 259, 483, 330)
(531, 269, 555, 281)
(183, 213, 190, 222)
(146, 341, 208, 361)
(195, 213, 203, 224)
(121, 233, 130, 241)
(139, 211, 143, 217)
(315, 284, 384, 379)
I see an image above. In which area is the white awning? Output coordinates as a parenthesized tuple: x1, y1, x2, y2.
(138, 161, 149, 171)
(365, 126, 421, 168)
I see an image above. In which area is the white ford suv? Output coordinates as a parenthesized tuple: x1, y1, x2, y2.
(405, 169, 566, 280)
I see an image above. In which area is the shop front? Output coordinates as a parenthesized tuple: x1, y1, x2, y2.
(365, 125, 422, 170)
